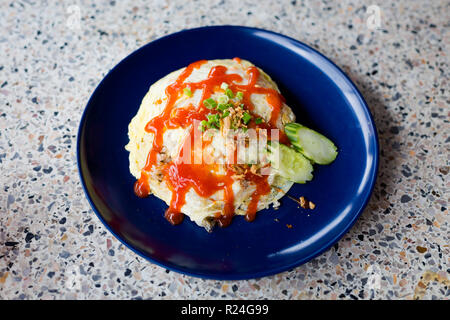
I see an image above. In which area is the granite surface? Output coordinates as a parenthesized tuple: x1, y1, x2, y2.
(0, 0, 448, 300)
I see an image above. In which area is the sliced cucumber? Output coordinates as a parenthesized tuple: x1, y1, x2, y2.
(267, 141, 313, 184)
(285, 123, 338, 165)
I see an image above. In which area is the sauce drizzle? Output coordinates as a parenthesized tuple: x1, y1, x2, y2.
(135, 59, 287, 226)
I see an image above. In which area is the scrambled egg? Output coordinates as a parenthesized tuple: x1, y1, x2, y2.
(125, 59, 296, 230)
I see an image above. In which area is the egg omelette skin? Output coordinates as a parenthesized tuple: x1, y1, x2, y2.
(125, 58, 296, 231)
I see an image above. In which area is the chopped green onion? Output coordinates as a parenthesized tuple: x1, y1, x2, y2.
(239, 103, 245, 109)
(199, 120, 208, 132)
(225, 88, 234, 98)
(242, 112, 252, 124)
(217, 103, 230, 112)
(183, 87, 192, 97)
(206, 113, 220, 129)
(235, 91, 244, 100)
(255, 118, 263, 124)
(220, 82, 229, 90)
(203, 98, 217, 109)
(217, 95, 229, 104)
(242, 127, 248, 133)
(222, 110, 230, 118)
(207, 113, 220, 123)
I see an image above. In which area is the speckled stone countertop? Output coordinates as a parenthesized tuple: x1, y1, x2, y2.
(0, 0, 448, 300)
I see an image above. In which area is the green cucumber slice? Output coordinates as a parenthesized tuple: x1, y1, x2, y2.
(267, 142, 313, 184)
(285, 123, 338, 165)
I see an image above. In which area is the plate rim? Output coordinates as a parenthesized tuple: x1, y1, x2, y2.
(76, 25, 379, 280)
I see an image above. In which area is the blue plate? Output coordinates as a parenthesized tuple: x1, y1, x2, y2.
(77, 26, 378, 280)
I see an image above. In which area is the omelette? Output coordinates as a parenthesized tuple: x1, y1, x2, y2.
(125, 58, 297, 231)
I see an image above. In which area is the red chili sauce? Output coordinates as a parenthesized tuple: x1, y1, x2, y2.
(134, 59, 287, 226)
